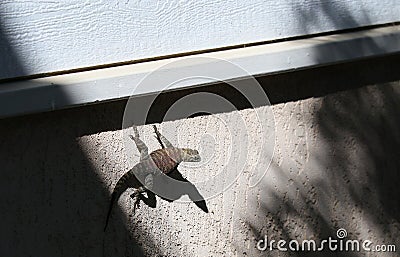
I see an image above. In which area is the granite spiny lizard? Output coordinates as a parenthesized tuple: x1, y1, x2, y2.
(104, 125, 201, 231)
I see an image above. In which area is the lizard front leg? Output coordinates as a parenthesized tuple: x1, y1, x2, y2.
(153, 125, 174, 148)
(130, 126, 154, 191)
(129, 126, 149, 161)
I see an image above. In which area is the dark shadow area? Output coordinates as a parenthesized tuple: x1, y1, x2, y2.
(0, 15, 153, 257)
(317, 82, 400, 227)
(0, 15, 26, 80)
(150, 127, 208, 213)
(248, 80, 400, 256)
(41, 53, 397, 132)
(247, 166, 361, 257)
(154, 168, 209, 213)
(242, 3, 400, 256)
(293, 0, 371, 36)
(0, 112, 150, 257)
(0, 104, 159, 256)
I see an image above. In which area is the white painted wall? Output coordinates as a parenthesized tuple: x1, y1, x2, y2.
(0, 0, 399, 79)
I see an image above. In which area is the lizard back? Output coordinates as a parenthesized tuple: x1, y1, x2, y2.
(149, 147, 183, 174)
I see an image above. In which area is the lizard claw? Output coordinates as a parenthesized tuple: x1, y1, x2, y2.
(132, 125, 140, 138)
(131, 193, 141, 213)
(153, 125, 161, 135)
(129, 135, 139, 145)
(129, 134, 140, 143)
(133, 198, 141, 213)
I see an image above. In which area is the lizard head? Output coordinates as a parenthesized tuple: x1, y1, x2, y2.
(180, 148, 201, 162)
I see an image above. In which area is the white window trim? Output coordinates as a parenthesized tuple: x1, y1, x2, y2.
(0, 25, 399, 118)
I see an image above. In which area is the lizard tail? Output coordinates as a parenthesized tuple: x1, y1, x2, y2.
(104, 192, 118, 232)
(104, 170, 136, 232)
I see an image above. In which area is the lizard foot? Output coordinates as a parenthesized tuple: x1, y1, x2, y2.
(131, 193, 141, 213)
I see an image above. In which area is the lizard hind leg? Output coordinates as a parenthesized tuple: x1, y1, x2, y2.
(130, 186, 157, 212)
(130, 186, 146, 213)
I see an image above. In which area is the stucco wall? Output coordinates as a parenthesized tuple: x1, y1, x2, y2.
(0, 55, 399, 256)
(1, 0, 399, 79)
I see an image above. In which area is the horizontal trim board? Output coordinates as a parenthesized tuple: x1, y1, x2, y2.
(1, 22, 398, 84)
(1, 25, 400, 119)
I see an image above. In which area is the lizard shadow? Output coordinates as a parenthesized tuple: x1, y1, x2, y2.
(136, 168, 209, 213)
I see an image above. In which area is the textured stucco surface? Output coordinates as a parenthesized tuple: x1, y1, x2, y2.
(0, 57, 399, 256)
